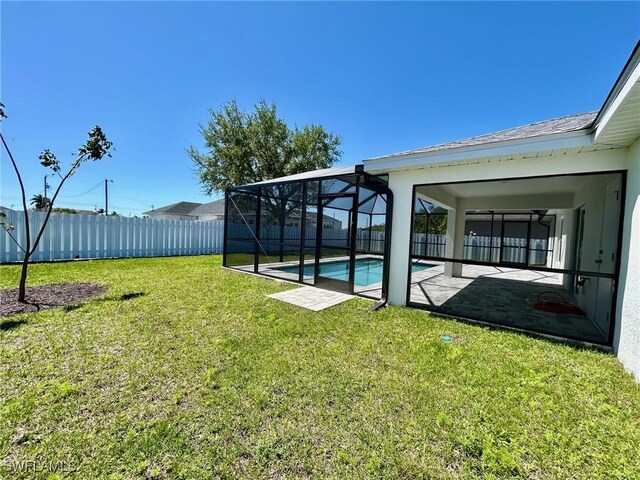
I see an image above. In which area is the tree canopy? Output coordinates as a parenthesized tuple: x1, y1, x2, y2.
(188, 100, 342, 194)
(414, 205, 448, 235)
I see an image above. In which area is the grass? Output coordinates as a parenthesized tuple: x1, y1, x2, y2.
(0, 256, 639, 479)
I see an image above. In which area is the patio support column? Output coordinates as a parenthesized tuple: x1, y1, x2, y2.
(452, 204, 466, 276)
(444, 200, 464, 277)
(387, 175, 412, 305)
(444, 207, 457, 276)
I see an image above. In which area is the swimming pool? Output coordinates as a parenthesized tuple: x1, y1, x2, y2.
(275, 258, 434, 286)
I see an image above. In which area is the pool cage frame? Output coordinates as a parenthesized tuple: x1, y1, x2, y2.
(223, 165, 393, 305)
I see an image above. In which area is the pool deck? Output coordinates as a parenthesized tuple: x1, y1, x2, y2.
(235, 255, 387, 300)
(233, 255, 437, 301)
(229, 257, 608, 344)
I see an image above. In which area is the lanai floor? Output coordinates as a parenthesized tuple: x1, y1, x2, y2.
(409, 262, 608, 344)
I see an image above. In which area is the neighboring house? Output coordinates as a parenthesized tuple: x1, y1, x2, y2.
(0, 206, 16, 214)
(224, 42, 640, 380)
(188, 200, 226, 221)
(280, 211, 342, 230)
(144, 200, 223, 221)
(146, 199, 343, 228)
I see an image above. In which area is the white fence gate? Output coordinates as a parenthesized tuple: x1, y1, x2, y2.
(0, 210, 224, 263)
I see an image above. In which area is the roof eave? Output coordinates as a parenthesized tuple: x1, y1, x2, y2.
(592, 40, 640, 130)
(363, 129, 594, 173)
(592, 46, 640, 146)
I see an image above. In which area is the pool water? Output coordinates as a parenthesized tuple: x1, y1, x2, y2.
(276, 258, 433, 286)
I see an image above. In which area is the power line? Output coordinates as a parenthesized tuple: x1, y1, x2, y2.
(59, 181, 104, 198)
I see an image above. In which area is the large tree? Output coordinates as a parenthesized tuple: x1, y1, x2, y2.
(0, 103, 113, 302)
(188, 100, 342, 194)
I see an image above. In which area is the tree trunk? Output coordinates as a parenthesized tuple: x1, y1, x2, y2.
(18, 253, 30, 303)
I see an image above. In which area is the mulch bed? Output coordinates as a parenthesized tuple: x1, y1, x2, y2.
(0, 283, 107, 317)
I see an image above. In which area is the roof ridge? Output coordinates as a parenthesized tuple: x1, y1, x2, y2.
(144, 200, 203, 215)
(368, 111, 598, 161)
(483, 110, 598, 135)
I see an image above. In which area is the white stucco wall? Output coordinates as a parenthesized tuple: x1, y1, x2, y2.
(147, 213, 194, 221)
(387, 174, 413, 305)
(569, 173, 622, 328)
(196, 214, 224, 222)
(550, 208, 574, 271)
(614, 137, 640, 381)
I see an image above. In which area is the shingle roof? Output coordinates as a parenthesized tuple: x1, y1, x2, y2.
(368, 111, 598, 160)
(144, 201, 202, 216)
(189, 199, 225, 216)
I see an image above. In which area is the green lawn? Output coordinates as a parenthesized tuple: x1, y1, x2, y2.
(1, 256, 638, 479)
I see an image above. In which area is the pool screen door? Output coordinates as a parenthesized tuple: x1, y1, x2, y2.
(315, 193, 357, 293)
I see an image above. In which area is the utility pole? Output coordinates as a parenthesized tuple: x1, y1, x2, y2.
(43, 175, 49, 199)
(104, 179, 113, 215)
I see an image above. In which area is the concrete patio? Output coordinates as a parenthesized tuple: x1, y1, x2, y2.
(409, 262, 608, 344)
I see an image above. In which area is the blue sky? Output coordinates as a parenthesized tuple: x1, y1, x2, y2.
(1, 2, 638, 215)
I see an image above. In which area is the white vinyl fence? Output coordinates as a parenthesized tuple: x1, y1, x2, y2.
(2, 211, 550, 265)
(412, 233, 550, 265)
(228, 224, 550, 265)
(1, 210, 224, 263)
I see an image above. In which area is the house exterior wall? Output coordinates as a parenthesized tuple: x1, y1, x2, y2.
(614, 137, 640, 380)
(195, 214, 225, 222)
(566, 173, 622, 329)
(551, 208, 574, 271)
(381, 148, 629, 306)
(147, 213, 195, 221)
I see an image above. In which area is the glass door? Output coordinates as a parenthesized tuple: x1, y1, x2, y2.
(315, 194, 356, 293)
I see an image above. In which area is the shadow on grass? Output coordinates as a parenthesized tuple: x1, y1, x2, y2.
(421, 310, 610, 353)
(119, 292, 145, 301)
(0, 319, 27, 331)
(90, 291, 146, 305)
(63, 304, 82, 313)
(62, 292, 146, 313)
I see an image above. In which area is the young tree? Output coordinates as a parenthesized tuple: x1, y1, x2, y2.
(188, 100, 342, 194)
(0, 103, 113, 302)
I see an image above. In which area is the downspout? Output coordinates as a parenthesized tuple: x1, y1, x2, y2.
(533, 209, 551, 265)
(362, 173, 393, 311)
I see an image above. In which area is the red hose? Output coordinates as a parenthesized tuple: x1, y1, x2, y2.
(533, 291, 586, 316)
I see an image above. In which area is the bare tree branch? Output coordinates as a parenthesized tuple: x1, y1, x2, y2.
(29, 166, 75, 256)
(1, 132, 31, 253)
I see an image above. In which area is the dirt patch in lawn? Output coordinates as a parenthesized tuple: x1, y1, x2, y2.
(0, 283, 107, 317)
